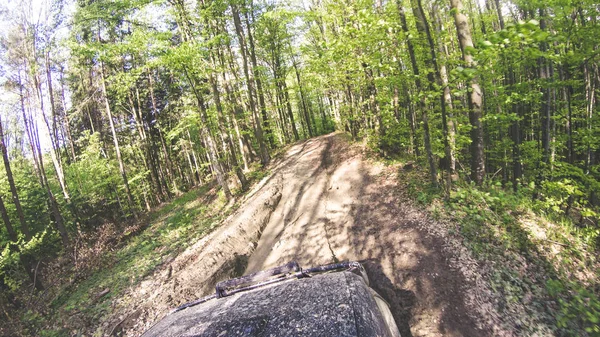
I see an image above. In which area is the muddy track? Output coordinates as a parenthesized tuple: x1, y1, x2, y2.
(117, 133, 490, 336)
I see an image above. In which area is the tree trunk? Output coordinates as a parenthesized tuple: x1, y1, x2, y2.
(345, 83, 357, 139)
(59, 68, 77, 162)
(142, 81, 166, 202)
(362, 63, 383, 139)
(283, 80, 300, 140)
(99, 61, 137, 218)
(584, 63, 596, 173)
(432, 3, 457, 174)
(183, 67, 232, 199)
(539, 9, 552, 166)
(292, 55, 313, 137)
(274, 47, 299, 141)
(231, 4, 270, 166)
(450, 0, 486, 185)
(275, 85, 290, 143)
(210, 72, 248, 191)
(148, 72, 173, 198)
(158, 127, 177, 195)
(0, 116, 31, 240)
(184, 131, 199, 185)
(224, 78, 251, 171)
(397, 0, 438, 185)
(244, 8, 274, 149)
(41, 56, 70, 202)
(34, 118, 70, 249)
(494, 0, 505, 29)
(19, 72, 70, 249)
(412, 0, 453, 182)
(0, 193, 17, 242)
(561, 66, 574, 164)
(215, 44, 252, 171)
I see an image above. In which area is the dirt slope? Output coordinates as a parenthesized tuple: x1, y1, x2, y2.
(118, 133, 491, 336)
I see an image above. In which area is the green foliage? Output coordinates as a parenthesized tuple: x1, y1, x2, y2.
(547, 279, 600, 335)
(448, 184, 533, 254)
(247, 167, 271, 182)
(378, 119, 412, 156)
(403, 163, 599, 335)
(48, 184, 229, 333)
(0, 229, 58, 292)
(66, 131, 123, 224)
(0, 159, 52, 235)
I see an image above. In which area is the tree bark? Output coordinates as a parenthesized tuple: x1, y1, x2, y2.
(412, 0, 454, 182)
(232, 4, 270, 166)
(244, 8, 274, 148)
(18, 71, 70, 249)
(0, 193, 17, 242)
(0, 116, 31, 240)
(539, 9, 552, 165)
(292, 54, 313, 137)
(397, 0, 438, 185)
(147, 72, 174, 198)
(59, 68, 77, 162)
(40, 55, 70, 202)
(450, 0, 486, 185)
(494, 0, 505, 29)
(283, 80, 300, 140)
(183, 67, 232, 199)
(432, 3, 457, 174)
(210, 72, 248, 191)
(99, 60, 137, 218)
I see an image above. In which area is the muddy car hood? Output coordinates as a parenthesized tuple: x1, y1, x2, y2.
(142, 271, 392, 337)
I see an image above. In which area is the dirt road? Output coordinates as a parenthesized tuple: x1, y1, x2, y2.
(244, 133, 486, 337)
(123, 133, 490, 336)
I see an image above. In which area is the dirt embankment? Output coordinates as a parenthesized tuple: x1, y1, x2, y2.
(115, 133, 496, 337)
(111, 179, 283, 335)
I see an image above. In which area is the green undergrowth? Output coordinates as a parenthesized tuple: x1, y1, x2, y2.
(12, 149, 282, 337)
(36, 184, 235, 336)
(398, 164, 599, 336)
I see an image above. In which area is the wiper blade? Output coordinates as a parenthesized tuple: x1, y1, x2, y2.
(172, 261, 362, 313)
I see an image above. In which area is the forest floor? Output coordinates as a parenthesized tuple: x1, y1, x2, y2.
(87, 132, 499, 337)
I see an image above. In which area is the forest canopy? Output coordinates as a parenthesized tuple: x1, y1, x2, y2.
(0, 0, 599, 334)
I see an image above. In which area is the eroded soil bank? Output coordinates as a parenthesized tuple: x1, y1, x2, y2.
(115, 133, 493, 337)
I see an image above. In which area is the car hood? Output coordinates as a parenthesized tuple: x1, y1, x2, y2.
(142, 270, 390, 337)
